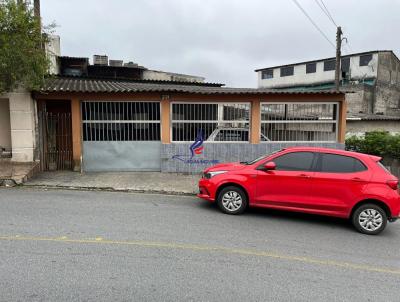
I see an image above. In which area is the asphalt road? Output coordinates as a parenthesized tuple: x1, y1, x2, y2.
(0, 188, 399, 302)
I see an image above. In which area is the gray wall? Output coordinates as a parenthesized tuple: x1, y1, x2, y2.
(376, 52, 400, 116)
(346, 120, 400, 136)
(161, 142, 345, 173)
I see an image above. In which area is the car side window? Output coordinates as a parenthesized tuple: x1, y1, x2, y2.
(272, 152, 315, 171)
(319, 153, 367, 173)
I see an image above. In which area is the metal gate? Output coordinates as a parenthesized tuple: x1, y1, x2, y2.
(39, 111, 73, 171)
(81, 101, 161, 172)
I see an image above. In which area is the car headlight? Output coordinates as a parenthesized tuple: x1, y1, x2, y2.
(204, 171, 228, 179)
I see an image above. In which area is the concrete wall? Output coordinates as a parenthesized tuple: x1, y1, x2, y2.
(45, 35, 61, 75)
(375, 52, 400, 115)
(344, 84, 375, 115)
(161, 142, 344, 173)
(7, 92, 36, 162)
(258, 53, 378, 88)
(143, 70, 205, 83)
(346, 120, 400, 137)
(0, 98, 11, 150)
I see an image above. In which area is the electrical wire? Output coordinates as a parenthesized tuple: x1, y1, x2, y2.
(291, 0, 336, 48)
(314, 0, 337, 27)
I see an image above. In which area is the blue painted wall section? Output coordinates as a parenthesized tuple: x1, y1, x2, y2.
(162, 142, 345, 173)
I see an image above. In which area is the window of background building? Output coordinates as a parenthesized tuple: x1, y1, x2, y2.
(261, 69, 274, 79)
(306, 63, 317, 74)
(341, 57, 350, 72)
(359, 54, 373, 66)
(280, 66, 294, 77)
(323, 60, 336, 71)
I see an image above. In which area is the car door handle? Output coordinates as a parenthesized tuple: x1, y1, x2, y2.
(298, 174, 312, 178)
(351, 177, 366, 182)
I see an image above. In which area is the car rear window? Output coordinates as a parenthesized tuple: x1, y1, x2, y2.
(319, 153, 367, 173)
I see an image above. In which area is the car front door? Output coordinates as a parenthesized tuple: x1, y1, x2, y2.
(310, 152, 371, 216)
(255, 151, 316, 209)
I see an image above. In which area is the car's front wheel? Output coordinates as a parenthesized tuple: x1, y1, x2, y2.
(352, 204, 387, 235)
(217, 186, 247, 215)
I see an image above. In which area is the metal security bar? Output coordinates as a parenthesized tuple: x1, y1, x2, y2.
(82, 101, 161, 141)
(171, 103, 250, 142)
(260, 102, 339, 142)
(39, 111, 73, 170)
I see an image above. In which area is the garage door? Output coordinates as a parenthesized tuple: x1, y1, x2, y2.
(82, 101, 161, 172)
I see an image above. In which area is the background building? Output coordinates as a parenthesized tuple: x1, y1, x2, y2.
(255, 50, 400, 136)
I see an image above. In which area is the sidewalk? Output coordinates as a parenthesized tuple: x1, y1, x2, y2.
(24, 171, 200, 195)
(0, 159, 39, 186)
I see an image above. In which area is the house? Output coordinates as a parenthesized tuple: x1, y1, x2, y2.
(33, 76, 346, 173)
(1, 36, 346, 173)
(255, 50, 400, 136)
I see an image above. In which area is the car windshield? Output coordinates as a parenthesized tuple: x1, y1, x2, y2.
(241, 149, 284, 165)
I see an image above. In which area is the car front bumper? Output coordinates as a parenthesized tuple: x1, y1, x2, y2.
(197, 178, 216, 202)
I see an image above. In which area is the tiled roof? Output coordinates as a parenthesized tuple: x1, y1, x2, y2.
(39, 77, 344, 95)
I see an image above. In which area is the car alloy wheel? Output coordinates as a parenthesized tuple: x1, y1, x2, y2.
(358, 209, 383, 232)
(217, 186, 247, 215)
(352, 204, 387, 235)
(222, 191, 243, 212)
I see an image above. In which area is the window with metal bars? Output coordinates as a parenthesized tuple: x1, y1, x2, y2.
(260, 103, 339, 142)
(171, 103, 250, 142)
(82, 101, 161, 141)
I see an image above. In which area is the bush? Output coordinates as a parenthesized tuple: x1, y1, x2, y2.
(345, 131, 400, 160)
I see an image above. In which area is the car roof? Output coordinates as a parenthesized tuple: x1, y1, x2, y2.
(282, 146, 381, 161)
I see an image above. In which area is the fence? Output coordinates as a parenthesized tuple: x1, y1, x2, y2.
(39, 111, 72, 171)
(260, 103, 339, 142)
(171, 102, 250, 142)
(82, 101, 161, 141)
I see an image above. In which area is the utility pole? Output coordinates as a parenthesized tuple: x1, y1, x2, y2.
(334, 26, 342, 91)
(34, 0, 41, 30)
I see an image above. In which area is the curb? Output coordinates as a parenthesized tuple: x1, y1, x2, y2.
(21, 184, 197, 197)
(0, 179, 17, 187)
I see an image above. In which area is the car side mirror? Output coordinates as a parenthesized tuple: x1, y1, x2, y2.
(264, 161, 276, 170)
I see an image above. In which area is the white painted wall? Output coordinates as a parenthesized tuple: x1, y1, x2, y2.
(45, 35, 61, 75)
(7, 92, 36, 162)
(0, 98, 11, 150)
(258, 53, 378, 88)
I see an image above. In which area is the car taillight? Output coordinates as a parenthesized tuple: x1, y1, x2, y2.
(386, 179, 399, 190)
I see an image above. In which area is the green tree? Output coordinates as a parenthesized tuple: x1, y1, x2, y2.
(0, 0, 50, 94)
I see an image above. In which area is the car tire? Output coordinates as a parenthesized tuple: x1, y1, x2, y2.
(217, 186, 247, 215)
(352, 204, 387, 235)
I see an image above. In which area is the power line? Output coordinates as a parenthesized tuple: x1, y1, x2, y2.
(291, 0, 336, 48)
(314, 0, 337, 27)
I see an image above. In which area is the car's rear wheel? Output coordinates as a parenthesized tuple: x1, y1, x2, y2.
(217, 186, 247, 215)
(352, 204, 387, 235)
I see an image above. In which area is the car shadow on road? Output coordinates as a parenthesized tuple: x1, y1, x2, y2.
(196, 200, 353, 232)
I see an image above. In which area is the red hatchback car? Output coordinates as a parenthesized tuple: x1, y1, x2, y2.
(198, 147, 400, 235)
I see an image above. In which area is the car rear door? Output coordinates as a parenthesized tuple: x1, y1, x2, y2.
(310, 152, 371, 216)
(255, 151, 317, 208)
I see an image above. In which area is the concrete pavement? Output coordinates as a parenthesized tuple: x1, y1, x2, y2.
(0, 187, 399, 301)
(25, 171, 200, 195)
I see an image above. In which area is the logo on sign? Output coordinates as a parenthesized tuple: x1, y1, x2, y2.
(172, 130, 219, 164)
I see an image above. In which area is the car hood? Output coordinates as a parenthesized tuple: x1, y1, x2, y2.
(205, 162, 246, 172)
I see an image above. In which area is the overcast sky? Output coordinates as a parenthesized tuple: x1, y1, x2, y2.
(41, 0, 400, 87)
